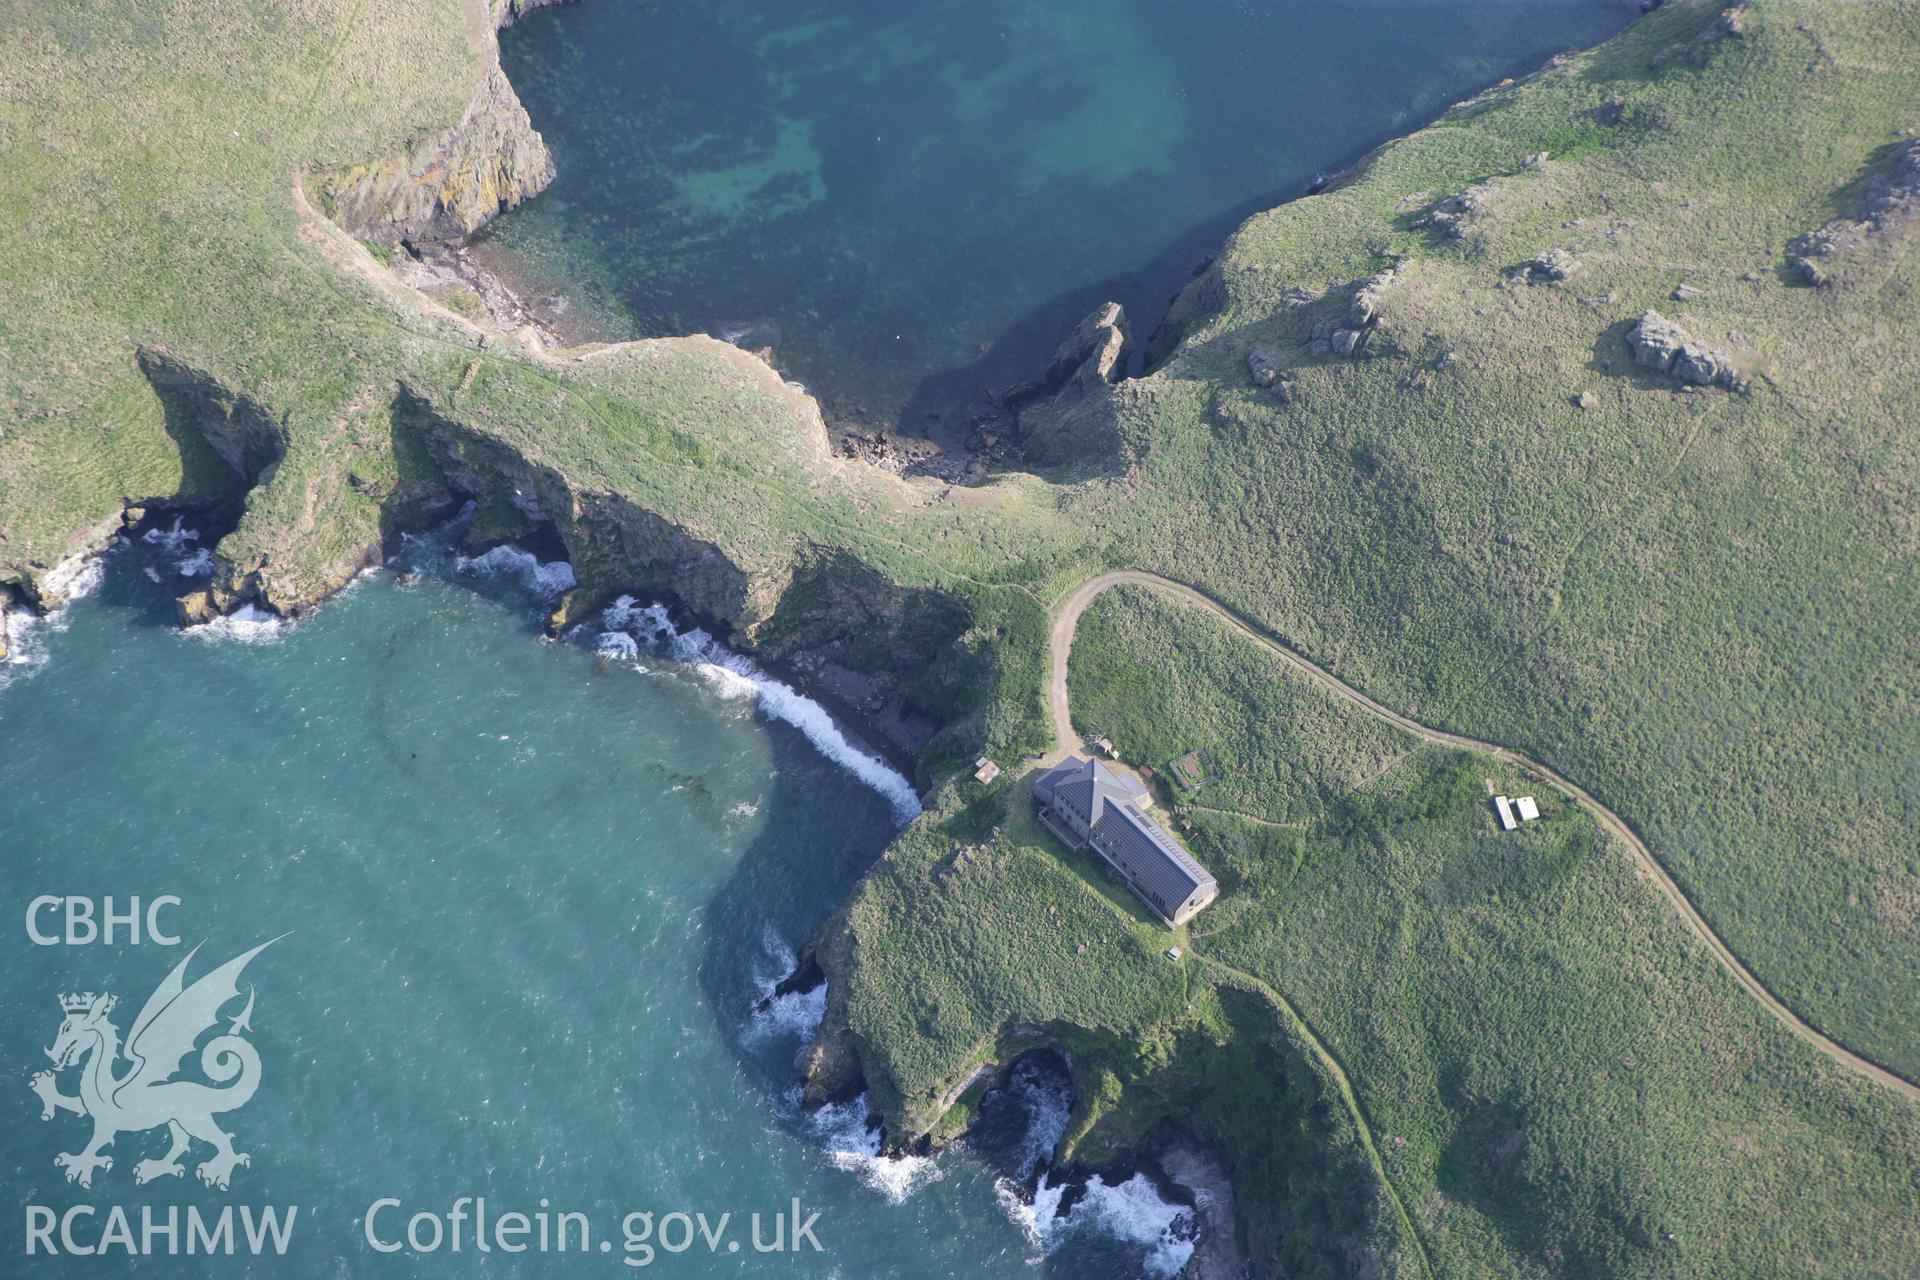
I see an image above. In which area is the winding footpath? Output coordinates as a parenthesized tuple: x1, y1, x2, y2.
(1049, 570, 1920, 1106)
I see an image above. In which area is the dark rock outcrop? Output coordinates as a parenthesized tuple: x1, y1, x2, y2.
(1015, 302, 1134, 467)
(1415, 184, 1493, 241)
(1629, 310, 1744, 389)
(1043, 301, 1133, 395)
(1525, 247, 1581, 283)
(1789, 137, 1920, 286)
(1310, 270, 1396, 359)
(1247, 348, 1280, 387)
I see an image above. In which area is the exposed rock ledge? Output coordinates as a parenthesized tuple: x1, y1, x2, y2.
(1789, 135, 1920, 287)
(310, 0, 562, 243)
(1008, 301, 1135, 468)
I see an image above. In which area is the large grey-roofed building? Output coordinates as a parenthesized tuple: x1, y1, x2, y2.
(1033, 755, 1218, 926)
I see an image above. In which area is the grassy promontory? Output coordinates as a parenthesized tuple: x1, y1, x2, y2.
(5, 0, 1920, 1273)
(823, 584, 1920, 1275)
(0, 0, 1094, 768)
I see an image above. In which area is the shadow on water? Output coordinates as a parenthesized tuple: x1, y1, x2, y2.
(693, 718, 898, 1091)
(887, 15, 1644, 451)
(490, 0, 1643, 459)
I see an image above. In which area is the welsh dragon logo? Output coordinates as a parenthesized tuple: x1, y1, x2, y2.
(30, 938, 280, 1190)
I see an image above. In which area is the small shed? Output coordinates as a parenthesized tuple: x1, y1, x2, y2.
(1515, 796, 1540, 822)
(973, 757, 1002, 785)
(1493, 795, 1517, 831)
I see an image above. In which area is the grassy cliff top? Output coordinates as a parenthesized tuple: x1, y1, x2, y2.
(0, 0, 1076, 592)
(831, 581, 1920, 1276)
(6, 1, 1920, 1272)
(1092, 0, 1920, 1082)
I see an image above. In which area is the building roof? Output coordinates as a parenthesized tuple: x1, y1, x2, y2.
(1515, 795, 1540, 822)
(1493, 795, 1517, 831)
(1032, 755, 1147, 811)
(1092, 801, 1216, 916)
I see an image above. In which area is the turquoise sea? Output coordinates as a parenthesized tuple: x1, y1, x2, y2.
(0, 524, 1175, 1276)
(3, 3, 1640, 1274)
(483, 0, 1636, 434)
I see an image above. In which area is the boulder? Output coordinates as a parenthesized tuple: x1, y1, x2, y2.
(1529, 248, 1580, 282)
(1415, 185, 1492, 240)
(1787, 138, 1920, 286)
(1629, 311, 1742, 389)
(1671, 283, 1705, 300)
(1331, 328, 1363, 357)
(1247, 348, 1280, 388)
(175, 590, 219, 627)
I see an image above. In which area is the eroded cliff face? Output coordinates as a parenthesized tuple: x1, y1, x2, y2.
(488, 0, 574, 27)
(1009, 301, 1135, 469)
(312, 5, 556, 243)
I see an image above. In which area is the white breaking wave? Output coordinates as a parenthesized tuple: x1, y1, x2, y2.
(741, 927, 827, 1059)
(1001, 1171, 1197, 1279)
(1, 605, 50, 691)
(185, 604, 285, 645)
(41, 549, 106, 605)
(455, 544, 577, 601)
(809, 1093, 941, 1204)
(2, 548, 108, 692)
(595, 631, 640, 660)
(597, 596, 922, 824)
(743, 932, 934, 1203)
(141, 515, 199, 552)
(140, 516, 213, 577)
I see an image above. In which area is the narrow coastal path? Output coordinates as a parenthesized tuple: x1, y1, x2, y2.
(1048, 570, 1920, 1106)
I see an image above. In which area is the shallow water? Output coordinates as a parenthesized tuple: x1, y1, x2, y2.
(0, 530, 1184, 1276)
(484, 0, 1636, 434)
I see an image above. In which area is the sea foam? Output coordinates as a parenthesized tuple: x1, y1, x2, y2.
(983, 1055, 1196, 1278)
(808, 1093, 941, 1204)
(455, 544, 577, 600)
(1002, 1171, 1198, 1279)
(597, 596, 922, 824)
(741, 926, 827, 1058)
(142, 517, 215, 577)
(185, 604, 285, 645)
(2, 547, 108, 692)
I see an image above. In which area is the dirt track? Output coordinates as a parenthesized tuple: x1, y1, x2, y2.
(1048, 570, 1920, 1106)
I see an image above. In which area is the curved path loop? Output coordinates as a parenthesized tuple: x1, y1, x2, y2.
(1049, 570, 1920, 1106)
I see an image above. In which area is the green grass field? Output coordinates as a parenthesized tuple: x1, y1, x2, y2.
(5, 0, 1919, 1271)
(829, 583, 1920, 1277)
(1094, 0, 1920, 1082)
